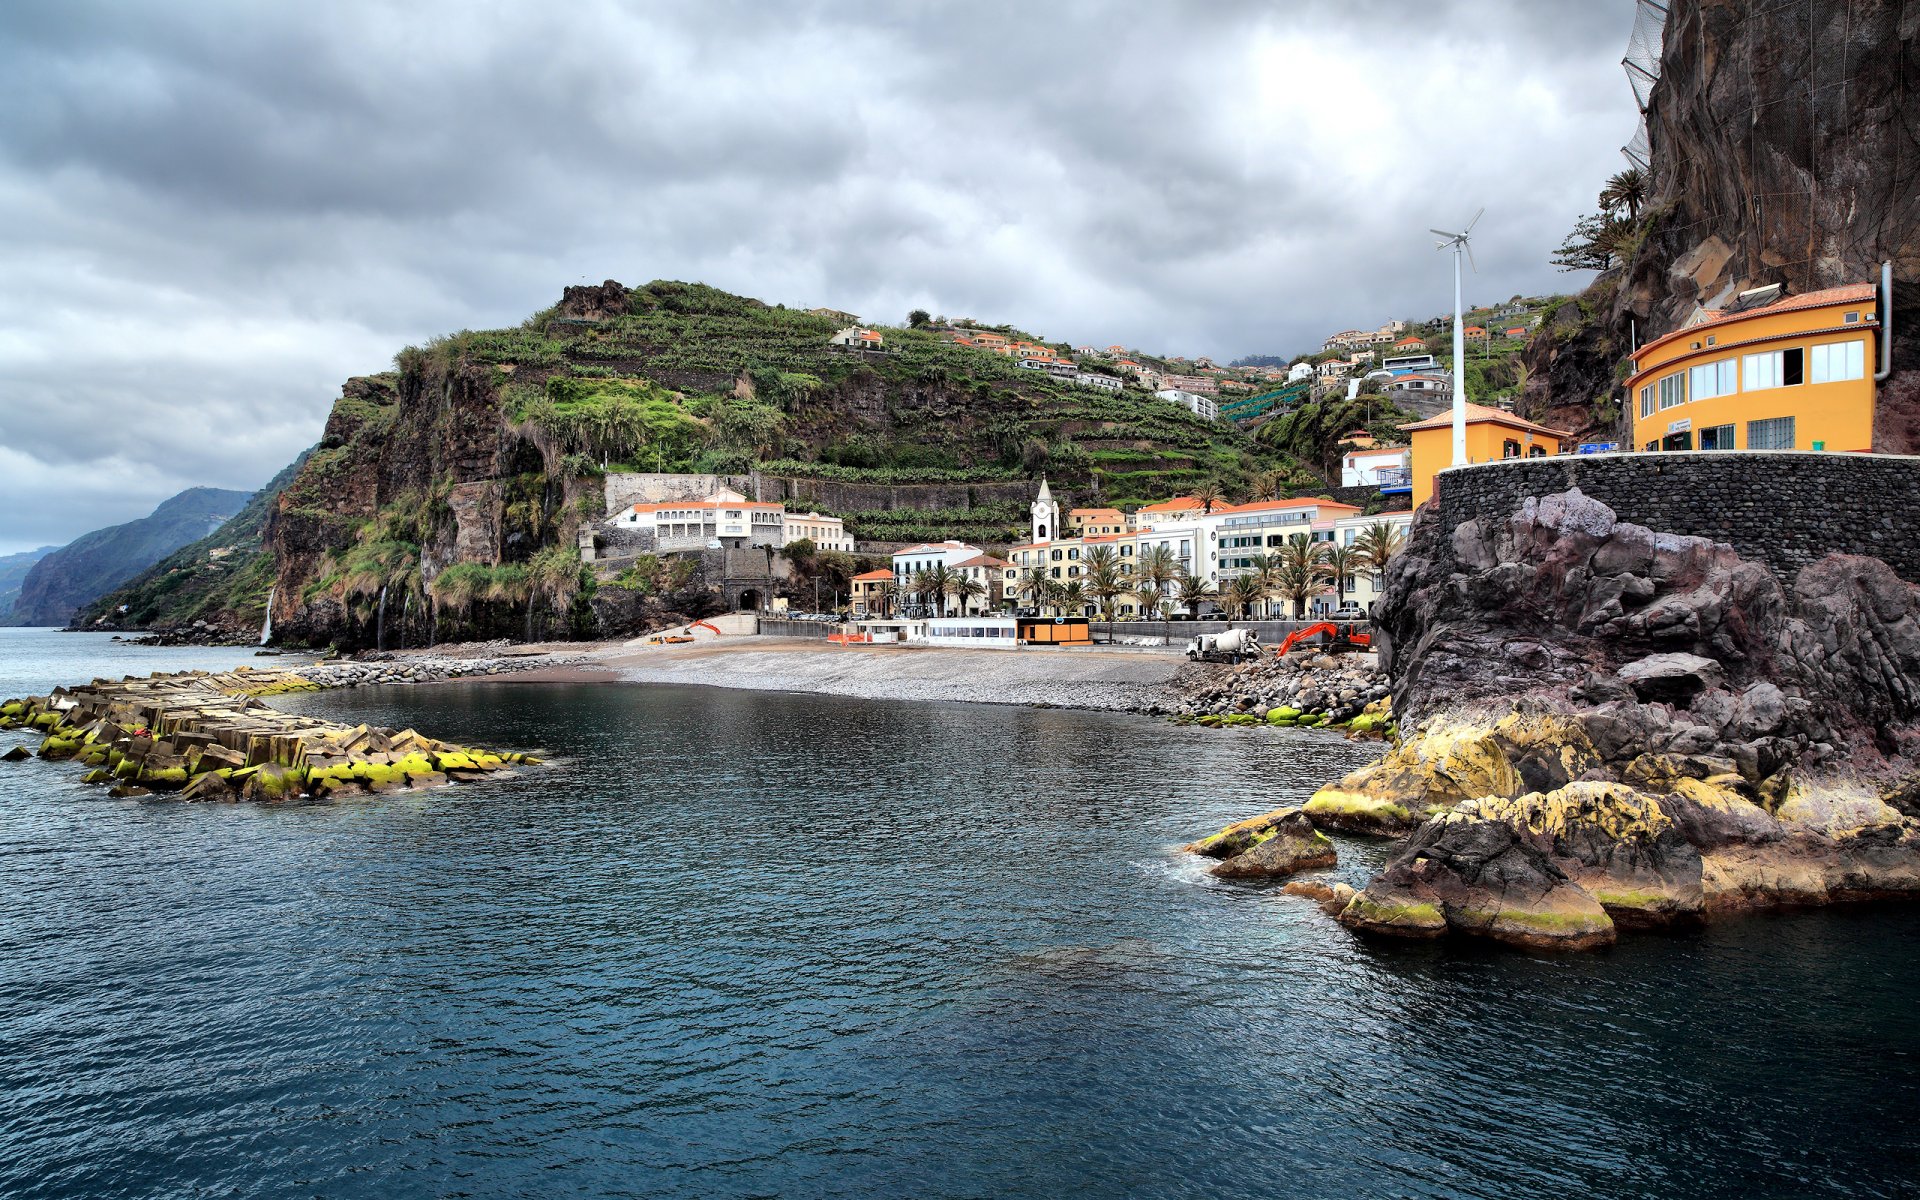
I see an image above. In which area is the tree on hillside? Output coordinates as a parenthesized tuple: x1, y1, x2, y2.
(908, 309, 931, 327)
(1599, 167, 1649, 221)
(1191, 479, 1226, 514)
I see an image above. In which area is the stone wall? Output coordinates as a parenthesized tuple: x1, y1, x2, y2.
(1433, 450, 1920, 582)
(747, 473, 1036, 514)
(602, 472, 752, 514)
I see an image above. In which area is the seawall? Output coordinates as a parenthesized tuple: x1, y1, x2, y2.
(1433, 450, 1920, 582)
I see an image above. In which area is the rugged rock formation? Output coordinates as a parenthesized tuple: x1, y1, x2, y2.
(1185, 806, 1337, 880)
(1312, 489, 1920, 948)
(1521, 0, 1920, 446)
(7, 488, 251, 626)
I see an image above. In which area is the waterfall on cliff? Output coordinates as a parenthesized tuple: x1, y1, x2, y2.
(400, 591, 411, 650)
(259, 587, 275, 646)
(376, 585, 388, 652)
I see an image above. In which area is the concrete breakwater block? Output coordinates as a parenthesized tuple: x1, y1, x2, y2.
(0, 667, 540, 803)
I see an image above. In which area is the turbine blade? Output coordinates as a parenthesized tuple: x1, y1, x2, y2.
(1466, 242, 1479, 273)
(1465, 207, 1485, 234)
(1430, 229, 1458, 239)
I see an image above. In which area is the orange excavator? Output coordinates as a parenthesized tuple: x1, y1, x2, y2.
(1275, 621, 1372, 656)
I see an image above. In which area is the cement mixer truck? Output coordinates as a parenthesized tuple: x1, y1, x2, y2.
(1186, 627, 1262, 664)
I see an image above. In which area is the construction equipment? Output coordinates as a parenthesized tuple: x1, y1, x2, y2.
(1186, 627, 1263, 664)
(1275, 622, 1372, 656)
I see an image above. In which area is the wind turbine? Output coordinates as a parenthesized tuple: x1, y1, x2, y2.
(1432, 208, 1482, 467)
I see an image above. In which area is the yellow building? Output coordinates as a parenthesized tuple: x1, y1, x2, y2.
(1066, 507, 1126, 537)
(1399, 404, 1567, 507)
(1625, 283, 1880, 454)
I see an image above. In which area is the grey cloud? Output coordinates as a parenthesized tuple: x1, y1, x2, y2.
(0, 0, 1638, 552)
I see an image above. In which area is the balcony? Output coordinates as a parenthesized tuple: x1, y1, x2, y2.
(1375, 467, 1412, 488)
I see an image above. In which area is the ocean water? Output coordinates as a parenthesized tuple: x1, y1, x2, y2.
(2, 627, 1918, 1199)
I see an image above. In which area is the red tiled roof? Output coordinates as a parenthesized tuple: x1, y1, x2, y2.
(630, 499, 778, 513)
(852, 569, 894, 581)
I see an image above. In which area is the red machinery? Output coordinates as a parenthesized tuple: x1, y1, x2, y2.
(1275, 621, 1372, 656)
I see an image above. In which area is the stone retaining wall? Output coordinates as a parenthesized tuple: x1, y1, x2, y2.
(1433, 450, 1920, 582)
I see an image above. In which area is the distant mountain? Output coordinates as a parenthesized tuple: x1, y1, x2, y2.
(0, 546, 57, 614)
(73, 452, 312, 636)
(6, 488, 252, 626)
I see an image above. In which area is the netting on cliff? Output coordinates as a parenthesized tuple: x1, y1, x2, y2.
(1621, 0, 1667, 169)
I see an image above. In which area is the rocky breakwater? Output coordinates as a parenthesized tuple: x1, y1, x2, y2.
(273, 646, 591, 693)
(0, 668, 539, 801)
(1302, 488, 1920, 951)
(1166, 651, 1393, 735)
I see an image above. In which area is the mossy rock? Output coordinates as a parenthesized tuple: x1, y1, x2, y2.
(1221, 714, 1260, 727)
(434, 751, 478, 771)
(112, 757, 142, 781)
(81, 768, 112, 784)
(0, 701, 26, 719)
(1268, 706, 1302, 722)
(141, 766, 190, 789)
(38, 735, 82, 760)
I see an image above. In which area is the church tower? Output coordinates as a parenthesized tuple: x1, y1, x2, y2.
(1031, 476, 1060, 544)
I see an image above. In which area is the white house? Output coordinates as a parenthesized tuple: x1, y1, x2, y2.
(892, 540, 985, 609)
(1155, 388, 1217, 421)
(1340, 445, 1413, 488)
(782, 511, 852, 553)
(1316, 359, 1352, 378)
(611, 486, 785, 549)
(1075, 372, 1124, 392)
(830, 326, 884, 350)
(1287, 361, 1315, 382)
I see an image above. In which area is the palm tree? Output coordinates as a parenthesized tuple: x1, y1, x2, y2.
(1083, 546, 1125, 620)
(1247, 469, 1286, 502)
(1019, 571, 1056, 615)
(949, 574, 984, 615)
(1275, 534, 1333, 618)
(1191, 479, 1226, 515)
(1225, 573, 1265, 621)
(1174, 567, 1217, 619)
(1351, 522, 1407, 589)
(1058, 580, 1089, 617)
(924, 564, 958, 615)
(1324, 544, 1359, 609)
(1134, 584, 1172, 645)
(1251, 550, 1284, 619)
(1598, 166, 1648, 221)
(875, 579, 898, 618)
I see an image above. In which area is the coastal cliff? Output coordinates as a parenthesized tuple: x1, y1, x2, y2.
(1309, 486, 1920, 949)
(1521, 0, 1920, 445)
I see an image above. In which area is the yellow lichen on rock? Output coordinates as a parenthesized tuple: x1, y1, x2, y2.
(1773, 775, 1906, 838)
(1305, 715, 1523, 833)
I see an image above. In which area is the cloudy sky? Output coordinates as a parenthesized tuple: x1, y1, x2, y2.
(0, 0, 1634, 553)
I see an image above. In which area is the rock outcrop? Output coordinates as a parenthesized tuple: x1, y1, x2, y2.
(1186, 806, 1337, 880)
(1311, 489, 1920, 948)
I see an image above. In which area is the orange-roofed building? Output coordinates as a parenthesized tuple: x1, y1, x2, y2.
(850, 568, 896, 617)
(1462, 325, 1489, 343)
(1067, 507, 1126, 537)
(1399, 403, 1567, 507)
(1625, 281, 1883, 455)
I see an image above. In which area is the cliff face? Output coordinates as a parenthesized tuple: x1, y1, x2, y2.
(6, 488, 250, 626)
(1522, 0, 1920, 445)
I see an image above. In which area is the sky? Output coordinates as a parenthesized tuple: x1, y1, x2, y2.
(0, 0, 1636, 554)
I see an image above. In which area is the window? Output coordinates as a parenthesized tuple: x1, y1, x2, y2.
(1700, 423, 1736, 450)
(1644, 440, 1658, 452)
(1747, 416, 1795, 450)
(1502, 439, 1521, 458)
(1845, 311, 1860, 324)
(1688, 358, 1737, 400)
(1639, 385, 1654, 418)
(1658, 372, 1687, 409)
(1809, 339, 1865, 383)
(1528, 445, 1547, 458)
(1744, 348, 1804, 390)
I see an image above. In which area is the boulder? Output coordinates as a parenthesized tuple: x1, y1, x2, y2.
(1339, 809, 1617, 951)
(0, 745, 28, 762)
(1208, 810, 1337, 879)
(1616, 652, 1725, 705)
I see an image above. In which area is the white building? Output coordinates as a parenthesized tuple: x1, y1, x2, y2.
(1340, 445, 1413, 488)
(782, 511, 852, 553)
(1287, 361, 1315, 382)
(1074, 372, 1124, 392)
(892, 540, 986, 609)
(830, 326, 884, 350)
(1316, 359, 1352, 378)
(1155, 388, 1217, 421)
(610, 486, 785, 550)
(921, 615, 1020, 647)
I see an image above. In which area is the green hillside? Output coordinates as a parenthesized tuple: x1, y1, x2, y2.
(73, 452, 311, 634)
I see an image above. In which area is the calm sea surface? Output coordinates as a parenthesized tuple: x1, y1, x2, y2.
(2, 627, 1918, 1199)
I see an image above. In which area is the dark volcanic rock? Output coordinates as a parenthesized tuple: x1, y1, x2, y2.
(1206, 809, 1337, 880)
